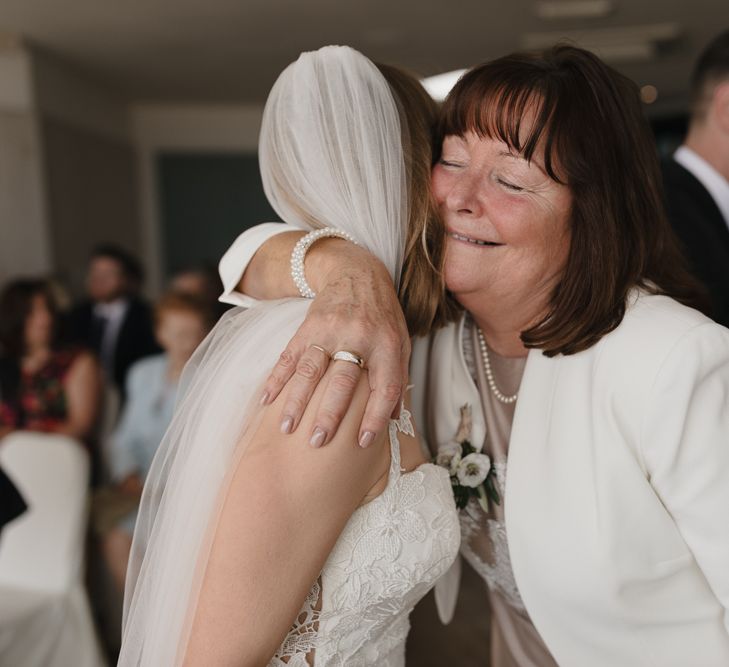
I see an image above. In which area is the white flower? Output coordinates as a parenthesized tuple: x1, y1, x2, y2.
(456, 453, 491, 488)
(436, 440, 462, 473)
(449, 451, 462, 475)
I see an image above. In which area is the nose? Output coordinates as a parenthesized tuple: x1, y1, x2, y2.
(444, 171, 483, 217)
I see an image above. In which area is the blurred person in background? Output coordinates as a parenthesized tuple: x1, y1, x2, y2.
(0, 279, 101, 443)
(662, 29, 729, 326)
(68, 244, 159, 396)
(169, 263, 228, 321)
(97, 292, 213, 592)
(169, 263, 222, 303)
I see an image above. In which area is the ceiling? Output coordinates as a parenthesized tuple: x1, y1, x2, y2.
(0, 0, 727, 112)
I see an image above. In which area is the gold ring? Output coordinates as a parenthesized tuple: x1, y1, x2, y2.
(332, 350, 365, 369)
(310, 344, 331, 358)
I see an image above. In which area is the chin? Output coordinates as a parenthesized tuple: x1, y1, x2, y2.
(444, 264, 480, 297)
(444, 243, 482, 295)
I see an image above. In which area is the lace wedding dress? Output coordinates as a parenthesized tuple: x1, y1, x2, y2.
(272, 413, 460, 666)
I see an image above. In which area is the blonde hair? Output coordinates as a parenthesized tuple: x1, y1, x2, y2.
(154, 292, 216, 330)
(377, 64, 461, 337)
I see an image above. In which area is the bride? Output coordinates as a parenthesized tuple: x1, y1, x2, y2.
(118, 46, 460, 665)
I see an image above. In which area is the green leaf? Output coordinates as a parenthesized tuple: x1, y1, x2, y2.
(485, 473, 501, 506)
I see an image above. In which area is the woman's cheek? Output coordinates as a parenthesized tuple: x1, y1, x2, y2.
(430, 165, 450, 204)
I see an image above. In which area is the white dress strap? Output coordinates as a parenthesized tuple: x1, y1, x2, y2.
(388, 406, 415, 478)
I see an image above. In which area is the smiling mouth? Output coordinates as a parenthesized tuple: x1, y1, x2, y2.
(448, 231, 503, 247)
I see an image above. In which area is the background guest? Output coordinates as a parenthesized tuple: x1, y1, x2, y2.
(662, 29, 729, 326)
(0, 279, 101, 443)
(169, 263, 229, 321)
(67, 244, 160, 396)
(98, 292, 213, 592)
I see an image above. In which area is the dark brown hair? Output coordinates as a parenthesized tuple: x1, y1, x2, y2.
(0, 279, 61, 410)
(0, 279, 60, 359)
(438, 45, 705, 356)
(377, 63, 460, 336)
(90, 243, 145, 290)
(690, 29, 729, 121)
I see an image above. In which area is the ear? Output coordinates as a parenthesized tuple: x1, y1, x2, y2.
(711, 81, 729, 134)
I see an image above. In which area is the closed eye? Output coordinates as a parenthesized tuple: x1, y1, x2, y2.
(497, 178, 524, 192)
(438, 158, 464, 168)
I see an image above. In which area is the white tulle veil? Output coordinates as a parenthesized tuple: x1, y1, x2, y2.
(118, 45, 408, 665)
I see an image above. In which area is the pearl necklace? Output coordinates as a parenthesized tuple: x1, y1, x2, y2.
(476, 327, 518, 404)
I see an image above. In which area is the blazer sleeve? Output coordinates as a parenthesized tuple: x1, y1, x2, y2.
(218, 223, 294, 308)
(640, 321, 729, 630)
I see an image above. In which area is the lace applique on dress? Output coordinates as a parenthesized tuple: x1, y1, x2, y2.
(458, 460, 526, 611)
(271, 581, 321, 666)
(270, 412, 460, 666)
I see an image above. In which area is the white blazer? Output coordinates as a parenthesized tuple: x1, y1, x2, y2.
(411, 292, 729, 666)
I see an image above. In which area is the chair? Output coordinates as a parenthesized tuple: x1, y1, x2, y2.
(0, 432, 106, 667)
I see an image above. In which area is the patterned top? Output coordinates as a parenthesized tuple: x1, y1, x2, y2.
(0, 348, 83, 433)
(270, 411, 461, 666)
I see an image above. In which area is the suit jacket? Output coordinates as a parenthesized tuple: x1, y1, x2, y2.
(67, 297, 160, 394)
(411, 292, 729, 666)
(661, 157, 729, 327)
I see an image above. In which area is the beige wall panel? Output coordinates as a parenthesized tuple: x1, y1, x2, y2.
(0, 111, 51, 282)
(42, 117, 140, 295)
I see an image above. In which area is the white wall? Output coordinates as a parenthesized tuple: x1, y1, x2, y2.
(0, 40, 142, 293)
(0, 46, 52, 282)
(0, 111, 53, 282)
(31, 48, 131, 142)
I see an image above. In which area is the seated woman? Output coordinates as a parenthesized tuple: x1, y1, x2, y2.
(100, 292, 213, 592)
(0, 279, 100, 444)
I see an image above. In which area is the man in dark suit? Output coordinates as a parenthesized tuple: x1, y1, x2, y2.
(662, 30, 729, 327)
(68, 245, 160, 396)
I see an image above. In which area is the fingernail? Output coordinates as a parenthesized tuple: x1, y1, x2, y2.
(359, 431, 375, 448)
(260, 391, 270, 406)
(280, 416, 294, 434)
(310, 427, 327, 448)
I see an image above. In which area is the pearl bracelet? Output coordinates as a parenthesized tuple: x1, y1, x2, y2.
(290, 228, 359, 298)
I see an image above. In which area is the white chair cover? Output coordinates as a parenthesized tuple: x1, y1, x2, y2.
(0, 432, 106, 667)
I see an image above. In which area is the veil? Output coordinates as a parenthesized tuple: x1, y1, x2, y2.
(118, 45, 408, 665)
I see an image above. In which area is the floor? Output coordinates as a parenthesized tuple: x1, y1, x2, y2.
(406, 562, 491, 665)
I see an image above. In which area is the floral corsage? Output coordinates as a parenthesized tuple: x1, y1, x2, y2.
(434, 404, 500, 512)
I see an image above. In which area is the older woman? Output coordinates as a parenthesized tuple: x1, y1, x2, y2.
(218, 45, 729, 666)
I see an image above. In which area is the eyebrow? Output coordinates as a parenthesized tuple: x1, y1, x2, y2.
(498, 150, 548, 177)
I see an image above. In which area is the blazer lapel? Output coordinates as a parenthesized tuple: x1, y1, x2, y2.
(503, 348, 561, 627)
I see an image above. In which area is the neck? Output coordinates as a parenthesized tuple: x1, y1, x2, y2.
(24, 342, 49, 358)
(167, 355, 186, 382)
(472, 320, 527, 358)
(457, 280, 553, 358)
(685, 127, 729, 183)
(463, 302, 531, 358)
